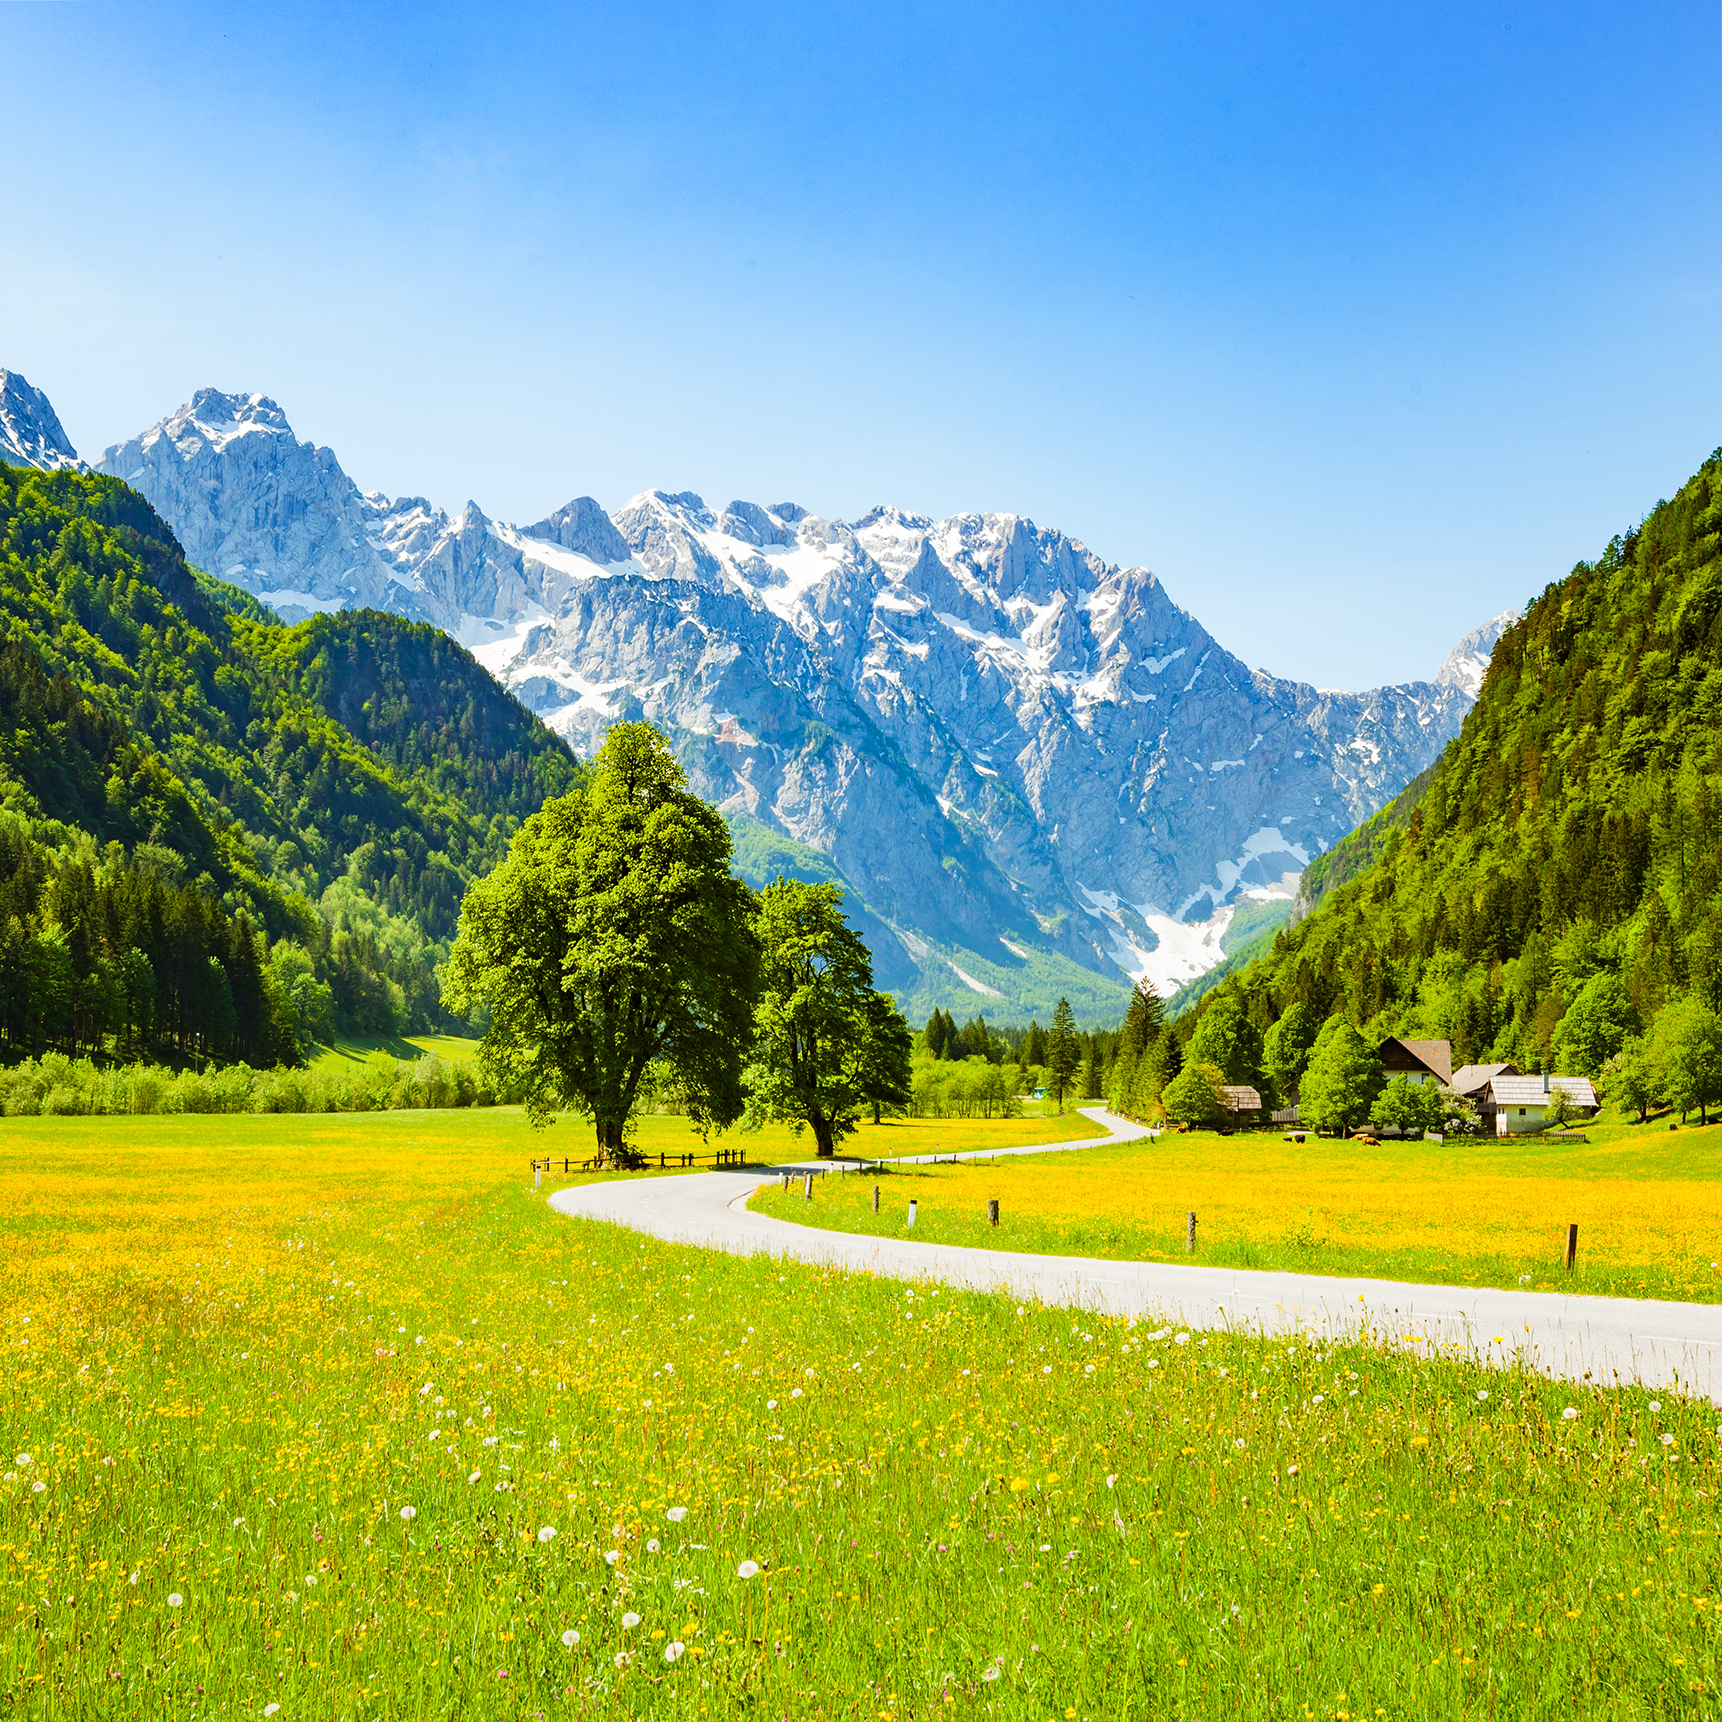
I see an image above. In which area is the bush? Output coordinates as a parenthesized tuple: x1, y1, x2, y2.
(0, 1051, 505, 1116)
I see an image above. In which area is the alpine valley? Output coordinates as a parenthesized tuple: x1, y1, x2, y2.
(6, 369, 1516, 1021)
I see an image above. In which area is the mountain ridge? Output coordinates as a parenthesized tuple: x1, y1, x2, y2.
(10, 375, 1521, 1019)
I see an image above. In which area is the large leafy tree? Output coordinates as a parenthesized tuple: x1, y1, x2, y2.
(444, 722, 759, 1162)
(1162, 1059, 1226, 1127)
(856, 989, 914, 1125)
(1298, 1019, 1383, 1135)
(1186, 988, 1262, 1086)
(744, 877, 892, 1157)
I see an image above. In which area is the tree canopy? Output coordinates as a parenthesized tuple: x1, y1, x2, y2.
(744, 876, 904, 1157)
(445, 722, 758, 1159)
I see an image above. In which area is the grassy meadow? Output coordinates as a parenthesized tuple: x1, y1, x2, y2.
(309, 1035, 483, 1073)
(754, 1115, 1722, 1303)
(3, 1107, 1721, 1719)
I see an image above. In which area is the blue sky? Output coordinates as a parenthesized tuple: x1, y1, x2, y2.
(4, 1, 1718, 686)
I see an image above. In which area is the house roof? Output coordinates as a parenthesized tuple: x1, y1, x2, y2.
(1486, 1075, 1598, 1109)
(1376, 1037, 1453, 1084)
(1451, 1062, 1517, 1095)
(1219, 1085, 1263, 1112)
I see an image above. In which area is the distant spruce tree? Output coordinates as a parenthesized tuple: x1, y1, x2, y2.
(1047, 997, 1081, 1112)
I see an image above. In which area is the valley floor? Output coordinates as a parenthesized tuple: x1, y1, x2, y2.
(3, 1109, 1719, 1718)
(751, 1112, 1722, 1307)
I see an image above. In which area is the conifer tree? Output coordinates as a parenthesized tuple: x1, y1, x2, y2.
(1047, 997, 1080, 1113)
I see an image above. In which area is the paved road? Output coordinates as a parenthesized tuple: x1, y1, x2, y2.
(547, 1107, 1722, 1396)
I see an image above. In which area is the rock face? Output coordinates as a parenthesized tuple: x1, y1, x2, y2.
(93, 385, 1520, 1019)
(0, 370, 82, 471)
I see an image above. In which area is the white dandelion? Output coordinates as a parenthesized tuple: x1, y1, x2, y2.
(664, 1640, 685, 1662)
(538, 1526, 556, 1544)
(561, 1628, 580, 1647)
(737, 1559, 760, 1579)
(621, 1611, 642, 1629)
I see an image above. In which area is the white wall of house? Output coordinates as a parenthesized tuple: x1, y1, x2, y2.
(1496, 1104, 1551, 1136)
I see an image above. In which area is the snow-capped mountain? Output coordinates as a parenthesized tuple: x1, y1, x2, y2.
(0, 370, 82, 472)
(69, 384, 1519, 1018)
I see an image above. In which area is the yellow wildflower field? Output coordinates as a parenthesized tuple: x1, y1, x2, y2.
(757, 1117, 1722, 1302)
(2, 1108, 1719, 1719)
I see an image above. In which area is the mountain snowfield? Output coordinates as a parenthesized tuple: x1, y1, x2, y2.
(5, 370, 1518, 1019)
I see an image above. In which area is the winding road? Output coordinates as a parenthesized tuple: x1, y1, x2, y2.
(547, 1107, 1722, 1395)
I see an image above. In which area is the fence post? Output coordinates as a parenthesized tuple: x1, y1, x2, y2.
(804, 1173, 813, 1201)
(1186, 1211, 1197, 1254)
(988, 1198, 999, 1227)
(873, 1183, 880, 1213)
(781, 1172, 790, 1192)
(908, 1199, 917, 1229)
(1565, 1223, 1578, 1272)
(534, 1164, 542, 1190)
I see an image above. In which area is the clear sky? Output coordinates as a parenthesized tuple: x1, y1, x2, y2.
(3, 1, 1718, 687)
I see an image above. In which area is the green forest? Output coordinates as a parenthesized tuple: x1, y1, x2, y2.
(1164, 444, 1722, 1122)
(0, 461, 580, 1068)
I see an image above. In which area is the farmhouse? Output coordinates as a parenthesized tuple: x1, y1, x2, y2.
(1479, 1072, 1599, 1136)
(1450, 1061, 1519, 1098)
(1375, 1037, 1452, 1085)
(1219, 1084, 1263, 1120)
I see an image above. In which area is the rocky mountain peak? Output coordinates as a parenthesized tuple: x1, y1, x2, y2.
(60, 362, 1525, 1015)
(0, 369, 82, 470)
(1435, 610, 1522, 697)
(522, 496, 632, 565)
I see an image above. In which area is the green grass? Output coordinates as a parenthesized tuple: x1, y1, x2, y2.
(3, 1110, 1720, 1718)
(309, 1032, 483, 1070)
(754, 1113, 1722, 1304)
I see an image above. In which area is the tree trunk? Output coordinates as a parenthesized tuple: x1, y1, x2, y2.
(597, 1115, 625, 1166)
(872, 1100, 881, 1126)
(810, 1109, 836, 1158)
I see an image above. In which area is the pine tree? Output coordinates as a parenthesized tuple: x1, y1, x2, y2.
(924, 1010, 947, 1059)
(1118, 978, 1166, 1061)
(1047, 997, 1080, 1113)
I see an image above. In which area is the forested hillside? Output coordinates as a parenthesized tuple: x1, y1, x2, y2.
(0, 462, 579, 1066)
(1178, 446, 1722, 1110)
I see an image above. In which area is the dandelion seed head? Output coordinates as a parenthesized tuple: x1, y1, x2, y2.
(561, 1628, 579, 1647)
(737, 1559, 760, 1579)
